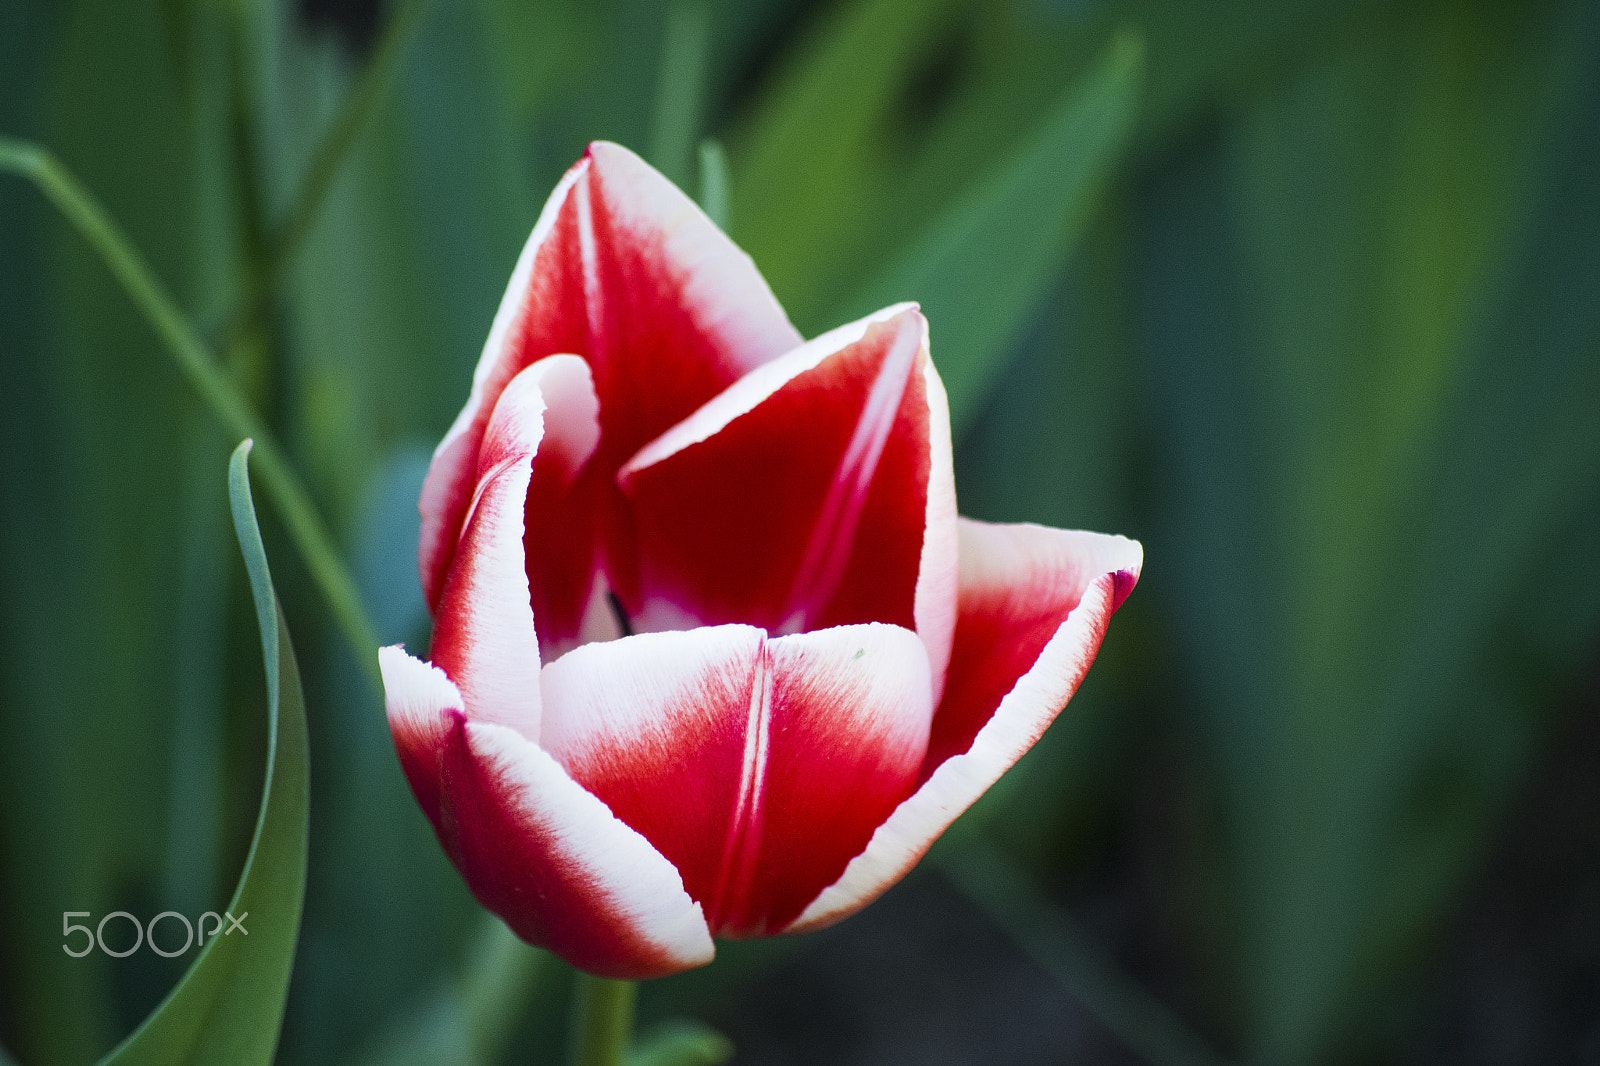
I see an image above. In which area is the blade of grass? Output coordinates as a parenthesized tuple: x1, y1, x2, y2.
(97, 440, 310, 1064)
(0, 136, 381, 692)
(839, 31, 1144, 433)
(214, 0, 429, 344)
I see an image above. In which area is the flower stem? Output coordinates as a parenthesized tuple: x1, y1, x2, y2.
(269, 0, 429, 285)
(650, 0, 711, 188)
(568, 973, 637, 1066)
(0, 136, 384, 695)
(213, 0, 429, 346)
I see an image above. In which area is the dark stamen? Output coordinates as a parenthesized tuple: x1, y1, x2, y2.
(607, 590, 635, 638)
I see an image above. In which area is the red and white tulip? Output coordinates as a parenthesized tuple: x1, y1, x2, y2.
(382, 142, 1142, 979)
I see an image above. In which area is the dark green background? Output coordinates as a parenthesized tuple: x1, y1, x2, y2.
(2, 0, 1598, 1062)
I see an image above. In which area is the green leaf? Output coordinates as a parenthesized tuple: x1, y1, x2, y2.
(98, 440, 310, 1066)
(728, 0, 981, 327)
(838, 32, 1143, 434)
(1137, 0, 1600, 1058)
(627, 1021, 734, 1066)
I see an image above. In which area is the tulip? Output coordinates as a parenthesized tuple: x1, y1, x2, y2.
(381, 142, 1141, 979)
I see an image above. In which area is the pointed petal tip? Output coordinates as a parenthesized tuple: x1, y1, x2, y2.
(1111, 566, 1139, 612)
(781, 524, 1139, 934)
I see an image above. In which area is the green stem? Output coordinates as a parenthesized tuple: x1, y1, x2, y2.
(697, 139, 729, 231)
(216, 0, 429, 344)
(650, 0, 711, 187)
(0, 136, 384, 695)
(568, 974, 636, 1066)
(936, 842, 1233, 1066)
(271, 0, 428, 278)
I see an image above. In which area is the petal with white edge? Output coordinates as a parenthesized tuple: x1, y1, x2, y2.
(786, 520, 1141, 933)
(619, 305, 958, 699)
(419, 142, 801, 610)
(539, 622, 933, 939)
(429, 356, 598, 738)
(725, 623, 933, 938)
(380, 646, 714, 979)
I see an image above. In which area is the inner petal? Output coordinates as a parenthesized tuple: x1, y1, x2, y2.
(418, 142, 800, 614)
(538, 622, 932, 936)
(618, 307, 932, 638)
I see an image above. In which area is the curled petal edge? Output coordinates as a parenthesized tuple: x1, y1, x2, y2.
(429, 356, 599, 742)
(418, 163, 588, 610)
(381, 646, 715, 978)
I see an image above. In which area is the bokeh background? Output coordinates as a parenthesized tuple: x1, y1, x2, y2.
(3, 0, 1599, 1062)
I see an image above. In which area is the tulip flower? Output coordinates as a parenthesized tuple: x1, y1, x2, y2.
(381, 142, 1141, 979)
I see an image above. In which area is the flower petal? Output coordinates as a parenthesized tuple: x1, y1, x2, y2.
(539, 622, 932, 938)
(538, 624, 765, 927)
(730, 623, 934, 937)
(785, 520, 1141, 934)
(430, 356, 599, 737)
(380, 646, 714, 978)
(419, 142, 802, 610)
(923, 521, 1141, 776)
(618, 305, 958, 693)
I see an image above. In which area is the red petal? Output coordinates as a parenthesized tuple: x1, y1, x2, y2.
(619, 306, 958, 689)
(419, 143, 801, 611)
(380, 647, 713, 978)
(539, 622, 932, 938)
(429, 357, 599, 734)
(786, 520, 1141, 934)
(923, 521, 1141, 777)
(730, 624, 934, 936)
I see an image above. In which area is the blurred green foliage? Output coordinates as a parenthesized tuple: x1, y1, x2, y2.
(2, 0, 1598, 1063)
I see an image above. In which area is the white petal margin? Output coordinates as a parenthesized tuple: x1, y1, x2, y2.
(418, 161, 588, 609)
(618, 303, 919, 481)
(785, 524, 1143, 934)
(379, 646, 713, 978)
(461, 720, 715, 976)
(915, 351, 958, 707)
(585, 141, 801, 363)
(538, 624, 765, 766)
(430, 356, 599, 742)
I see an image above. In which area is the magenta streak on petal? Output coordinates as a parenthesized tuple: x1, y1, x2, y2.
(707, 640, 773, 933)
(778, 321, 921, 635)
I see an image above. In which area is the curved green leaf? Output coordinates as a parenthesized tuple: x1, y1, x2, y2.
(838, 32, 1144, 433)
(98, 439, 310, 1066)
